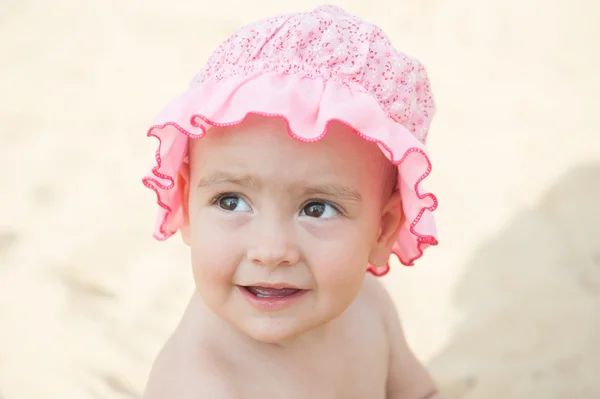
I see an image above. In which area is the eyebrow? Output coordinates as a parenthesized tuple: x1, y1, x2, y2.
(196, 172, 362, 202)
(197, 172, 259, 189)
(302, 185, 362, 202)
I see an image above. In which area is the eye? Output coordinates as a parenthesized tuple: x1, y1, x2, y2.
(300, 201, 340, 219)
(214, 194, 251, 212)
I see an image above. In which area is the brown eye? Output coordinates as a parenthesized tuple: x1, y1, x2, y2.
(215, 195, 251, 212)
(303, 202, 325, 217)
(300, 201, 340, 218)
(218, 196, 238, 210)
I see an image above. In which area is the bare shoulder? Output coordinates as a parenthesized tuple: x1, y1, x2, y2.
(142, 334, 236, 399)
(142, 296, 237, 399)
(364, 274, 439, 398)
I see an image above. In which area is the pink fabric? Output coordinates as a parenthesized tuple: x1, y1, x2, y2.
(142, 5, 439, 276)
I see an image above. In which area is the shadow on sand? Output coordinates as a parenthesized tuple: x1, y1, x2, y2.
(429, 163, 600, 399)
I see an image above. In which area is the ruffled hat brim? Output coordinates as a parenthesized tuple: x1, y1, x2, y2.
(142, 72, 438, 276)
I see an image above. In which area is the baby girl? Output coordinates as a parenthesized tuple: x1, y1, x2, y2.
(141, 5, 441, 398)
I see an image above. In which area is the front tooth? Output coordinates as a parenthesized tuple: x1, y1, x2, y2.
(257, 292, 279, 298)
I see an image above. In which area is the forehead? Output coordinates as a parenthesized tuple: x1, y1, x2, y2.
(188, 116, 388, 186)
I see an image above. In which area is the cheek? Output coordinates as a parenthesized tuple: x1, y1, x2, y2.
(189, 211, 245, 288)
(302, 220, 375, 302)
(302, 218, 378, 264)
(312, 254, 367, 319)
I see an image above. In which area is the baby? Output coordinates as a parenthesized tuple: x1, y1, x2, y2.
(141, 5, 440, 399)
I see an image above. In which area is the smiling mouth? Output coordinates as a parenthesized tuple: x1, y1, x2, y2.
(242, 286, 302, 298)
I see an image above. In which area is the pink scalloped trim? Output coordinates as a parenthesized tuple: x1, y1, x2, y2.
(142, 111, 438, 277)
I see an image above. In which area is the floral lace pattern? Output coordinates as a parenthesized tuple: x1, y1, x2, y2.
(190, 5, 435, 143)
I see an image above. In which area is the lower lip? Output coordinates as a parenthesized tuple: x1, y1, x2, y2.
(237, 286, 309, 311)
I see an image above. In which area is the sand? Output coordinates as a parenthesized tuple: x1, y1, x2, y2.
(0, 0, 598, 398)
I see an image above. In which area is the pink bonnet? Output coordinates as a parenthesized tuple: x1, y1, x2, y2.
(142, 5, 438, 276)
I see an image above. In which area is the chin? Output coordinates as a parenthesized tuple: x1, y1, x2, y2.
(237, 316, 318, 346)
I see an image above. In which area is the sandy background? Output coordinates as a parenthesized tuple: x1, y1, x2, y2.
(0, 0, 598, 398)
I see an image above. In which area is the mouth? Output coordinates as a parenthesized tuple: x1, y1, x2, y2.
(241, 285, 302, 298)
(237, 285, 309, 311)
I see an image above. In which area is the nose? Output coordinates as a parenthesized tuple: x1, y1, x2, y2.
(246, 219, 300, 269)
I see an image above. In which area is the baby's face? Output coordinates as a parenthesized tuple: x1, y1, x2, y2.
(178, 115, 402, 344)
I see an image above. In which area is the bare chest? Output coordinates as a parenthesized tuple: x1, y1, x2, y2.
(229, 325, 389, 398)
